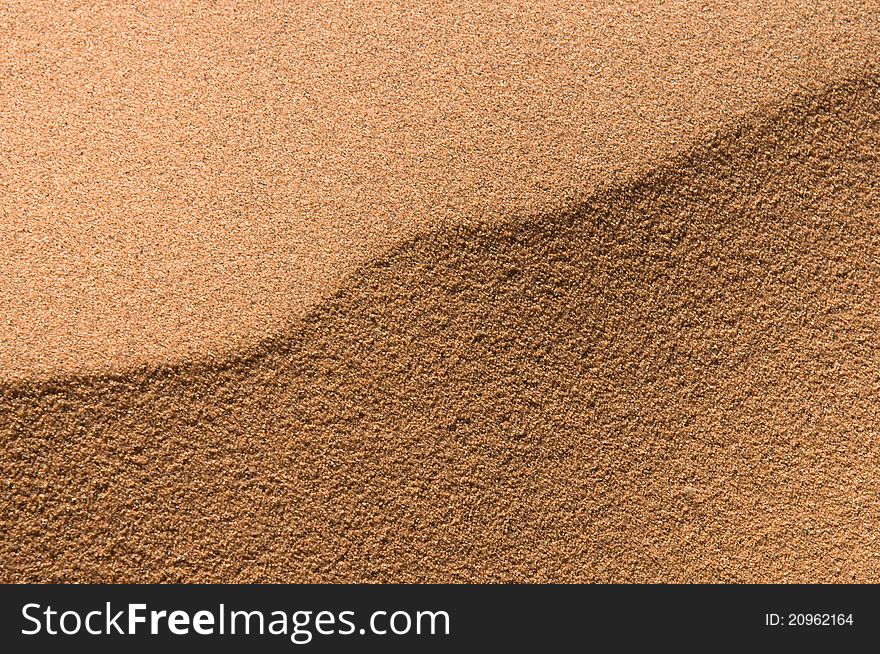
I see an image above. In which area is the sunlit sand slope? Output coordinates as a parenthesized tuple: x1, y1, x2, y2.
(1, 0, 877, 380)
(2, 76, 878, 582)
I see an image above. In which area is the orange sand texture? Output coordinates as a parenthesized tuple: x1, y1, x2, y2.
(1, 1, 879, 582)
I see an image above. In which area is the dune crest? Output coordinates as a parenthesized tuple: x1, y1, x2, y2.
(1, 0, 878, 380)
(2, 75, 878, 582)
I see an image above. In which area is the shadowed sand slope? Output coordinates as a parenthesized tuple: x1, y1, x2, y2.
(2, 76, 879, 582)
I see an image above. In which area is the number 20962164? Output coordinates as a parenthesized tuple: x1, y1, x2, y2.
(765, 613, 853, 627)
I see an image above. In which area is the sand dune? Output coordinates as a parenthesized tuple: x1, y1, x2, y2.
(2, 74, 878, 582)
(1, 0, 878, 381)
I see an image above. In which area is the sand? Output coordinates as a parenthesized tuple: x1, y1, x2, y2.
(1, 1, 879, 582)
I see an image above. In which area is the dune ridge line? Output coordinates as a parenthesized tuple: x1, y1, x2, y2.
(2, 71, 879, 582)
